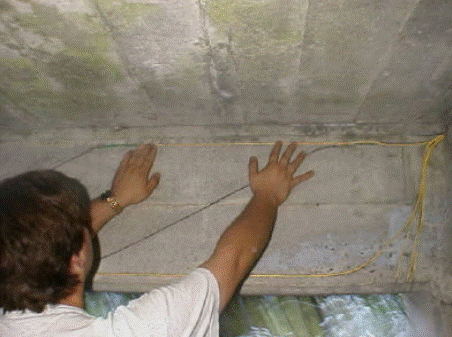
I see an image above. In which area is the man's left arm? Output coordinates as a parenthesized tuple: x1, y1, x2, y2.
(90, 144, 161, 233)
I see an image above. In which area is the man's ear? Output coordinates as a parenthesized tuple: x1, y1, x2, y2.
(70, 250, 85, 276)
(70, 229, 91, 276)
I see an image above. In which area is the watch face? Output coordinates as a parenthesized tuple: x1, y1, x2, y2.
(101, 190, 112, 200)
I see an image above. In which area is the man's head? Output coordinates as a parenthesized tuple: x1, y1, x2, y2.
(0, 170, 92, 313)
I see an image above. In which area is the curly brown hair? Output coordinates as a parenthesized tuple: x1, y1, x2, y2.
(0, 170, 92, 313)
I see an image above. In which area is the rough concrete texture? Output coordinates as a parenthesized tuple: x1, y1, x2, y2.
(426, 127, 452, 305)
(0, 0, 451, 137)
(1, 138, 449, 299)
(403, 291, 452, 337)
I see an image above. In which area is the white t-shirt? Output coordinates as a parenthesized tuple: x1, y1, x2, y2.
(0, 268, 220, 337)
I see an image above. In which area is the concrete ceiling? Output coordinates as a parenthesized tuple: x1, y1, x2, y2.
(0, 0, 452, 139)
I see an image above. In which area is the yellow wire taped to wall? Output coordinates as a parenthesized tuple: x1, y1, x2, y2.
(97, 134, 446, 282)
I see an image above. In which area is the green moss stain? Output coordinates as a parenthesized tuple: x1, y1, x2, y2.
(143, 62, 212, 111)
(15, 5, 113, 52)
(207, 0, 303, 42)
(6, 88, 123, 122)
(0, 53, 126, 122)
(0, 1, 14, 12)
(0, 57, 50, 93)
(47, 50, 123, 89)
(120, 2, 161, 20)
(97, 0, 162, 25)
(208, 0, 238, 26)
(206, 0, 307, 109)
(0, 47, 124, 93)
(0, 1, 131, 122)
(13, 3, 59, 33)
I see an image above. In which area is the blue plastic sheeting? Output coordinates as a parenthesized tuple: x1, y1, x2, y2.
(316, 295, 414, 337)
(84, 292, 141, 319)
(84, 292, 415, 337)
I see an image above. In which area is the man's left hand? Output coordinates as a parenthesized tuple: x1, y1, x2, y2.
(110, 144, 161, 207)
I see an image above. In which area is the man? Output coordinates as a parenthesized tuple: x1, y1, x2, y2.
(0, 141, 314, 336)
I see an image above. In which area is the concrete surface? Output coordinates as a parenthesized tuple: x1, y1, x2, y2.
(0, 0, 451, 136)
(403, 291, 452, 337)
(1, 137, 449, 300)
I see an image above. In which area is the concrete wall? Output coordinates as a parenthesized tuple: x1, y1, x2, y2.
(427, 127, 452, 305)
(1, 133, 451, 299)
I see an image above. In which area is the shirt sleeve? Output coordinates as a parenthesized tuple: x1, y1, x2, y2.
(99, 268, 220, 337)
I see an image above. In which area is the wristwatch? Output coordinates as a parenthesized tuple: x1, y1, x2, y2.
(100, 190, 123, 213)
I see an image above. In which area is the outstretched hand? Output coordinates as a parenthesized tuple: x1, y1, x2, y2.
(249, 141, 314, 206)
(110, 144, 161, 207)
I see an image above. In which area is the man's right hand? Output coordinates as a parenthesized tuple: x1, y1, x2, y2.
(202, 141, 314, 311)
(249, 141, 314, 206)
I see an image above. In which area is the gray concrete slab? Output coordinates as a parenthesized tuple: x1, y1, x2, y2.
(0, 0, 451, 133)
(57, 143, 411, 205)
(0, 142, 93, 180)
(403, 291, 452, 337)
(94, 202, 418, 281)
(356, 0, 452, 124)
(0, 139, 446, 296)
(56, 142, 428, 294)
(2, 123, 443, 146)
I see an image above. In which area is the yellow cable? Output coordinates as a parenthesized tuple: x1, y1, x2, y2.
(394, 191, 422, 281)
(96, 134, 446, 281)
(100, 139, 432, 148)
(405, 134, 444, 281)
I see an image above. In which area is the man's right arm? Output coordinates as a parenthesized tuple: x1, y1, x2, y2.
(201, 142, 314, 311)
(90, 144, 160, 233)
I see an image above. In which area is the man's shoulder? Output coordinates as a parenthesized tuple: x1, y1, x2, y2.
(1, 305, 96, 337)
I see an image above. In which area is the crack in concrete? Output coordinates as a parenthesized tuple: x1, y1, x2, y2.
(353, 0, 424, 123)
(89, 0, 156, 116)
(288, 0, 309, 108)
(100, 144, 369, 260)
(196, 0, 226, 116)
(196, 0, 239, 120)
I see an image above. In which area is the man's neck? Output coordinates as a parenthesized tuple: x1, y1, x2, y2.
(58, 283, 85, 309)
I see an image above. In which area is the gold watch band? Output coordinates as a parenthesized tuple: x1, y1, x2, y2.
(106, 196, 123, 213)
(101, 190, 123, 213)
